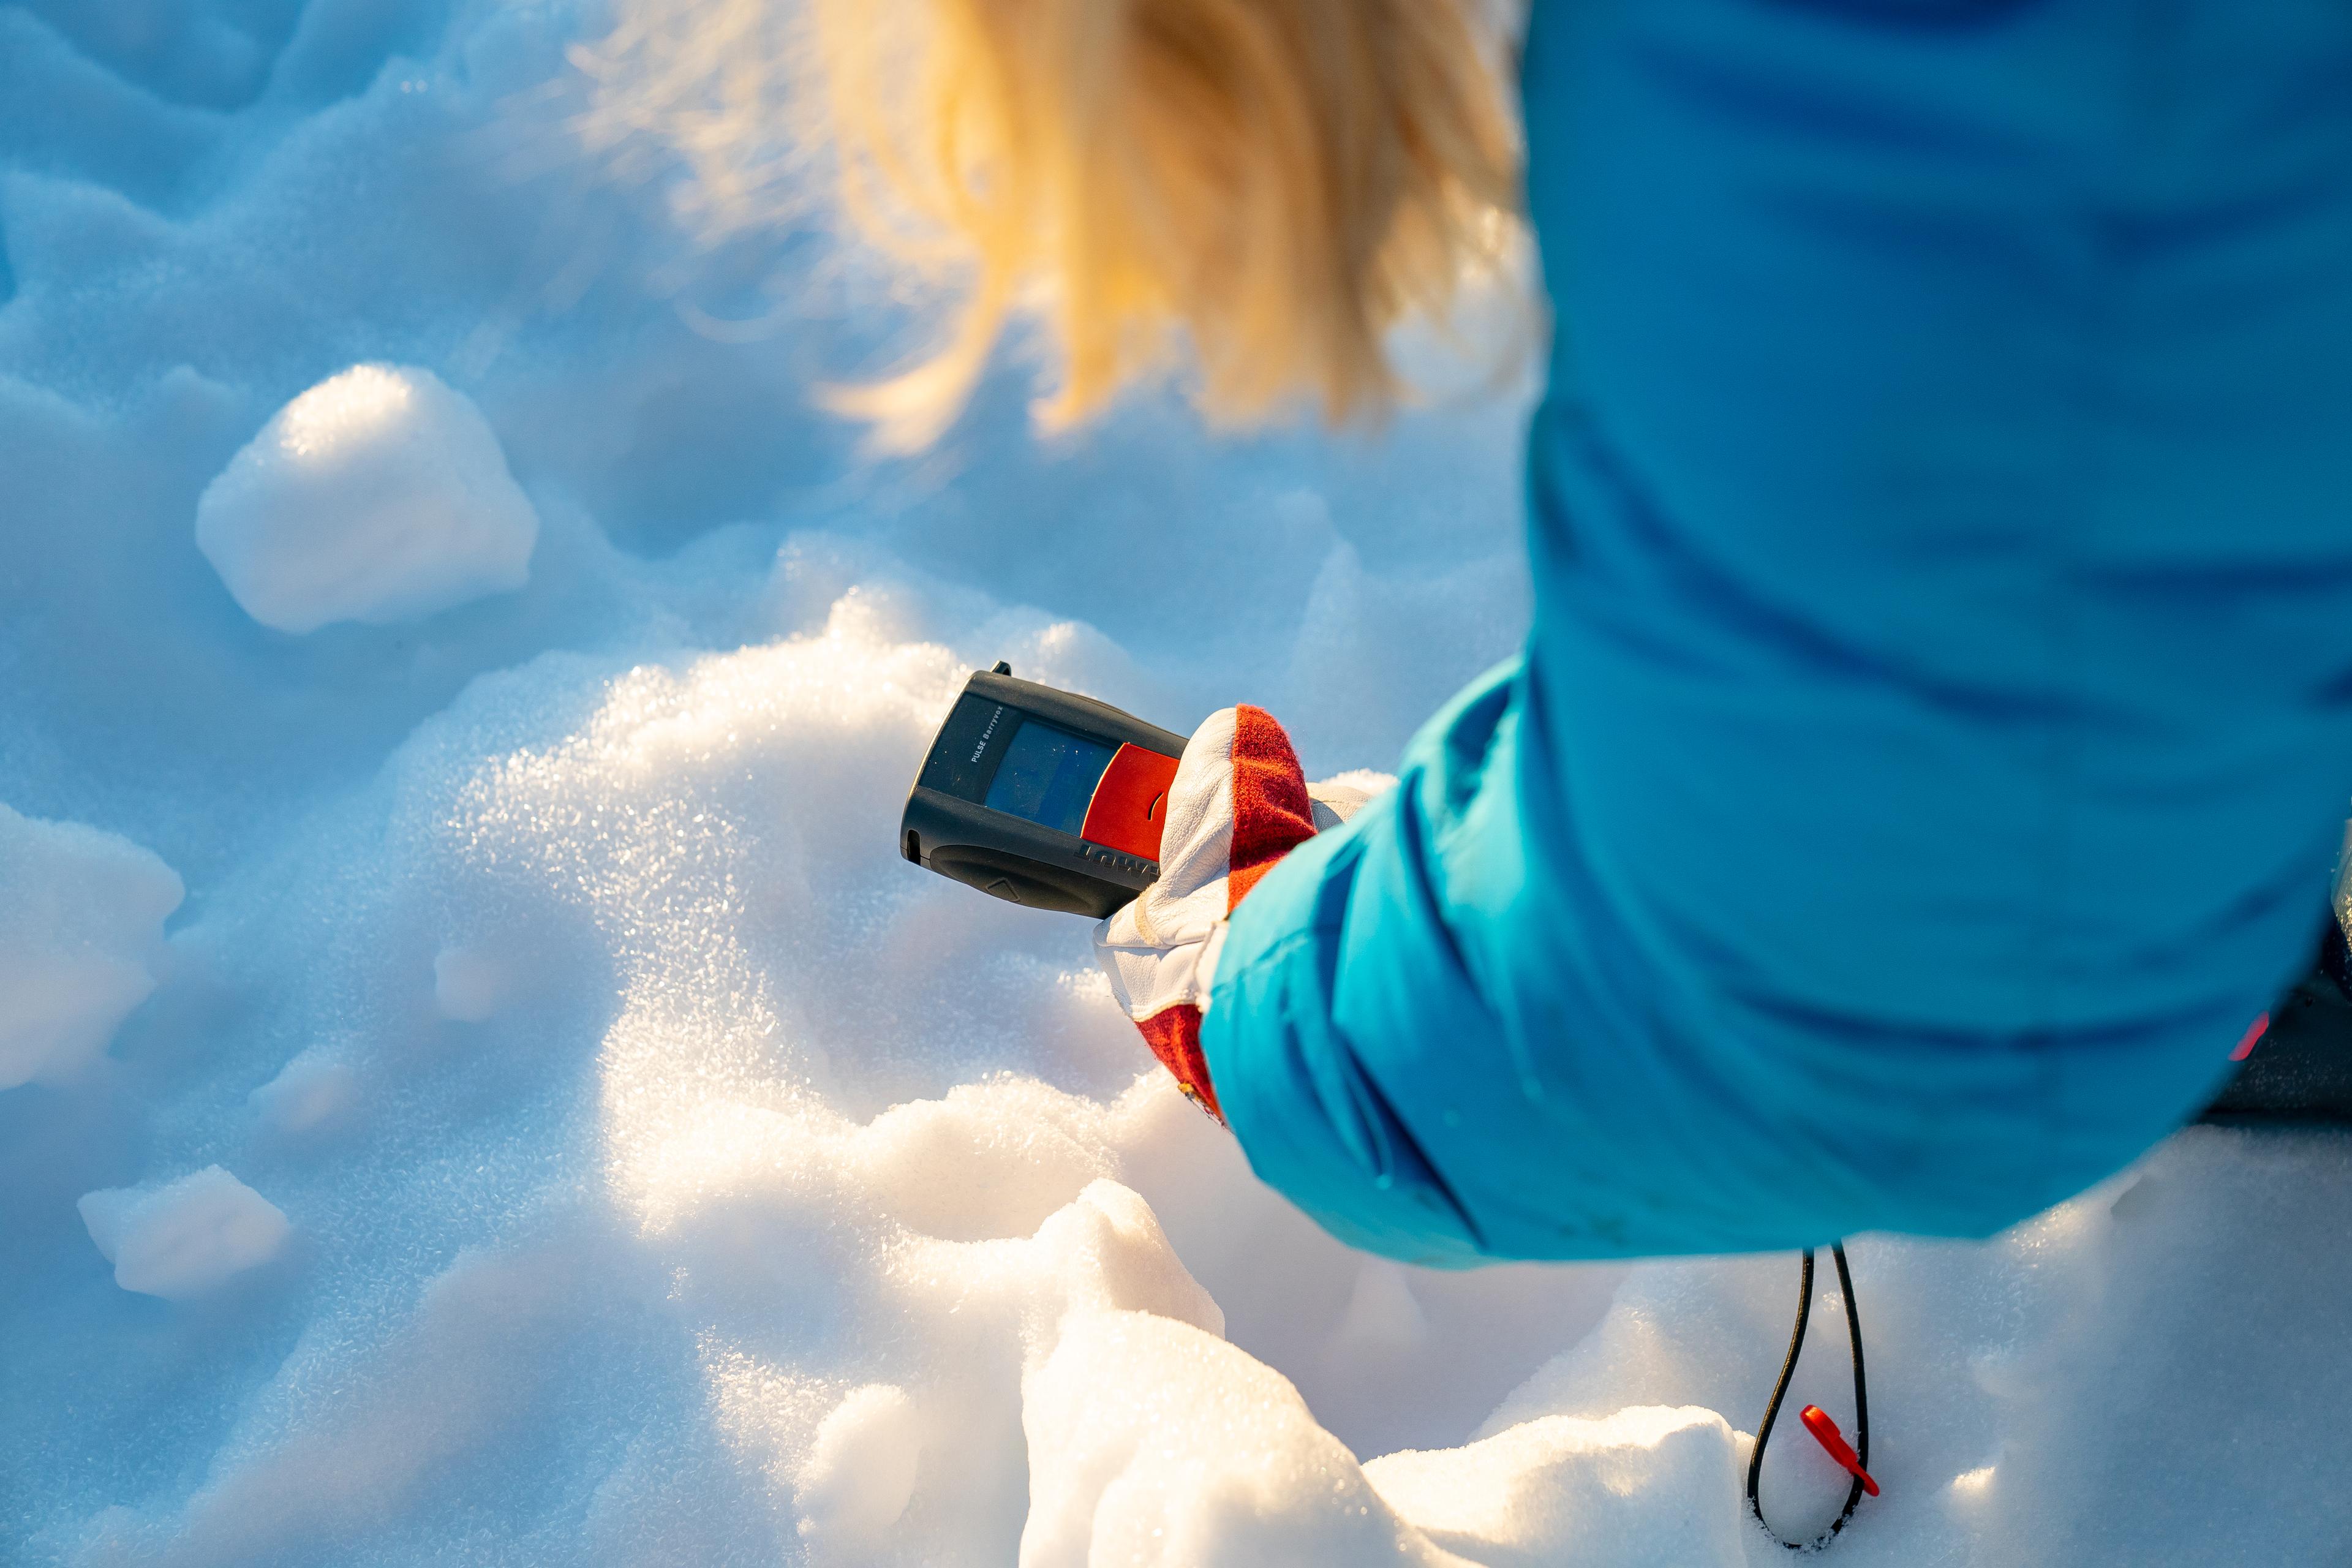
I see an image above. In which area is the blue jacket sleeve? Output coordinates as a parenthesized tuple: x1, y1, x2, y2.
(1197, 0, 2352, 1266)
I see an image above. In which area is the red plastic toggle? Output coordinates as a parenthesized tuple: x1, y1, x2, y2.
(1800, 1405, 1880, 1497)
(2230, 1012, 2269, 1063)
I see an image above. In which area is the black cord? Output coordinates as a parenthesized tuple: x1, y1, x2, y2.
(1746, 1242, 1871, 1550)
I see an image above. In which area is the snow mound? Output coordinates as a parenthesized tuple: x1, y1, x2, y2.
(0, 804, 182, 1088)
(77, 1166, 290, 1299)
(194, 364, 538, 634)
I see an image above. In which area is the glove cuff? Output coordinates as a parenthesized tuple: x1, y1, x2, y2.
(1136, 1004, 1221, 1121)
(1226, 705, 1316, 907)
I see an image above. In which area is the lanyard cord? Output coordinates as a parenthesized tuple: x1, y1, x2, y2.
(1746, 1242, 1871, 1550)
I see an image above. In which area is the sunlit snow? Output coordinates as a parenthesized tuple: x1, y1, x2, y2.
(196, 364, 538, 633)
(2, 2, 2346, 1565)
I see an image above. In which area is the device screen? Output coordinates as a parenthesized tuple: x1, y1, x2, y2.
(982, 718, 1116, 838)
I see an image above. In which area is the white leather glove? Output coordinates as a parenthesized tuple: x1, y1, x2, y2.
(1093, 705, 1379, 1120)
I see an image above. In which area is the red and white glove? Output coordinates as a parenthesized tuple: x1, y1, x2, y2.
(1093, 706, 1378, 1120)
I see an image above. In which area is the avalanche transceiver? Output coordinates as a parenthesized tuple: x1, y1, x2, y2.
(900, 663, 1187, 919)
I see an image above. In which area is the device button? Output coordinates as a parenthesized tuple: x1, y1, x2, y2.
(1080, 744, 1181, 861)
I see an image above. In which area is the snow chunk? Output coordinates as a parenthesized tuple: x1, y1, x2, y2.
(794, 1385, 922, 1549)
(1019, 1310, 1464, 1568)
(79, 1167, 291, 1298)
(248, 1047, 360, 1134)
(1365, 1407, 1749, 1564)
(0, 803, 183, 1088)
(195, 364, 537, 633)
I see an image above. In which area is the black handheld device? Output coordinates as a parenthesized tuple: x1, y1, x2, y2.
(900, 663, 1187, 918)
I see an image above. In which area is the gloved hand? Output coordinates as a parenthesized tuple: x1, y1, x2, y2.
(1093, 705, 1378, 1120)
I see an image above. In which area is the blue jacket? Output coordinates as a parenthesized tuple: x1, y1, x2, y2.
(1200, 0, 2352, 1265)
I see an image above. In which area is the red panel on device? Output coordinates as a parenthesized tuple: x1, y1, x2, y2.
(1080, 744, 1180, 861)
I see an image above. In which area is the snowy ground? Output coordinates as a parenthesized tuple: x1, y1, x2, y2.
(4, 3, 2349, 1565)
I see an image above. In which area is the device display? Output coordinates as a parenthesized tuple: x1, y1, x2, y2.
(900, 663, 1187, 918)
(982, 720, 1118, 838)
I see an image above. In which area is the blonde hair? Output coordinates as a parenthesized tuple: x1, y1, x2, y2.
(580, 0, 1523, 448)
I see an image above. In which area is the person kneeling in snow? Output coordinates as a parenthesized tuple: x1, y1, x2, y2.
(635, 0, 2352, 1264)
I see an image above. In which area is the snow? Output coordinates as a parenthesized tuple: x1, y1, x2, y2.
(432, 943, 511, 1022)
(2, 2, 2346, 1565)
(0, 804, 183, 1088)
(77, 1166, 291, 1300)
(247, 1047, 360, 1136)
(195, 364, 538, 633)
(792, 1384, 923, 1548)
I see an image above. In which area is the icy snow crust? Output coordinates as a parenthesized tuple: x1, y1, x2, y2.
(1, 3, 2346, 1564)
